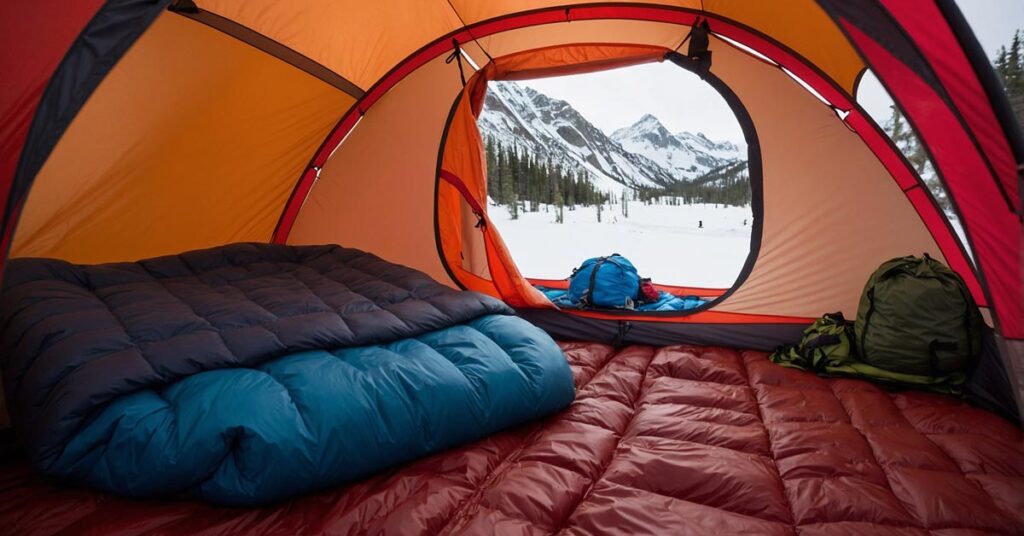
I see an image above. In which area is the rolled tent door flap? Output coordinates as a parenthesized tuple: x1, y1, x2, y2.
(437, 43, 678, 308)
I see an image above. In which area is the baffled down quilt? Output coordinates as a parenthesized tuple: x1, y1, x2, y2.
(0, 243, 574, 505)
(0, 342, 1020, 535)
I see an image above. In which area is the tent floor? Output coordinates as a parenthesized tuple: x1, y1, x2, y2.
(1, 342, 1021, 535)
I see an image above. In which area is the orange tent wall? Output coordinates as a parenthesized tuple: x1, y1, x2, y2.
(8, 13, 352, 263)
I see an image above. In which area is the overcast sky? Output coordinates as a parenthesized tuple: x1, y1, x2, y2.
(518, 1, 1023, 144)
(521, 62, 744, 142)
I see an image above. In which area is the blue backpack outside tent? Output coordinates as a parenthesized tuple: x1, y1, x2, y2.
(549, 254, 707, 312)
(567, 255, 641, 309)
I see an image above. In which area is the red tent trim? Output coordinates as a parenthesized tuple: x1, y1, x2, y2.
(270, 3, 980, 307)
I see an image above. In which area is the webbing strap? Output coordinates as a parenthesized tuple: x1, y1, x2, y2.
(439, 169, 485, 228)
(584, 256, 609, 306)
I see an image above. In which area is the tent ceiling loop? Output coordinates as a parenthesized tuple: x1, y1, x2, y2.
(444, 0, 495, 64)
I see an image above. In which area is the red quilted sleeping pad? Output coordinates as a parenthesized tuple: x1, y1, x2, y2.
(1, 342, 1021, 535)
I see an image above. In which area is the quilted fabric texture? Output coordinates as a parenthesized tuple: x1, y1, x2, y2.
(49, 314, 574, 504)
(0, 343, 1019, 534)
(0, 243, 513, 470)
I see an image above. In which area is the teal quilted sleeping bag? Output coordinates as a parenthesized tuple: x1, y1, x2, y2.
(0, 243, 574, 505)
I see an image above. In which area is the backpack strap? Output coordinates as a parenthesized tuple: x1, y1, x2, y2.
(780, 311, 854, 370)
(581, 256, 608, 306)
(859, 287, 877, 358)
(927, 339, 959, 374)
(804, 333, 843, 350)
(950, 266, 980, 368)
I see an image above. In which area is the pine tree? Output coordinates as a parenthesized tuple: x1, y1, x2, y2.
(553, 185, 564, 224)
(516, 148, 528, 201)
(504, 175, 518, 220)
(507, 146, 518, 200)
(485, 138, 497, 198)
(884, 103, 950, 211)
(1007, 31, 1022, 90)
(995, 30, 1024, 130)
(482, 143, 647, 213)
(497, 144, 509, 205)
(887, 105, 931, 175)
(888, 105, 907, 146)
(995, 45, 1010, 81)
(908, 139, 929, 176)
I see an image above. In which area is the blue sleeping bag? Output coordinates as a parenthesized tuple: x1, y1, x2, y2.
(541, 287, 707, 312)
(0, 244, 574, 505)
(51, 315, 570, 504)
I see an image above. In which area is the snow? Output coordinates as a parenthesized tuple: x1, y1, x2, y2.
(489, 201, 754, 287)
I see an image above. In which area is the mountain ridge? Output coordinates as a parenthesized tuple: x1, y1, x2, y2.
(478, 81, 745, 194)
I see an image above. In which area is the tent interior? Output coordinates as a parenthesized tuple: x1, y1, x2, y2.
(0, 0, 1021, 534)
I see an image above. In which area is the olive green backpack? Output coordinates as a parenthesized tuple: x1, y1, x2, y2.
(771, 255, 982, 394)
(855, 254, 982, 380)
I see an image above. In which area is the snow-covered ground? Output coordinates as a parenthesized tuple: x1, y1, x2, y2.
(489, 200, 753, 287)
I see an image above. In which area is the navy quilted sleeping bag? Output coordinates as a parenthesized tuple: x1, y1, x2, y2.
(0, 243, 574, 505)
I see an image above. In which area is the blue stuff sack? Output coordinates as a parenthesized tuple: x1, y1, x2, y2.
(567, 254, 641, 309)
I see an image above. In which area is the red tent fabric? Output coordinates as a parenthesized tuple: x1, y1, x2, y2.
(820, 0, 1023, 339)
(0, 0, 104, 260)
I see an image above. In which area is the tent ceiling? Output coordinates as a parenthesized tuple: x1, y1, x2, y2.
(193, 1, 864, 95)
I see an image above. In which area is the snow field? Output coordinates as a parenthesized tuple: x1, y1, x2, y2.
(489, 200, 754, 287)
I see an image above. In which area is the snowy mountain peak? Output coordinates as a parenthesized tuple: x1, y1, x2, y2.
(675, 130, 742, 155)
(611, 114, 673, 143)
(478, 81, 746, 190)
(611, 118, 743, 180)
(635, 113, 665, 129)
